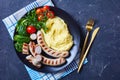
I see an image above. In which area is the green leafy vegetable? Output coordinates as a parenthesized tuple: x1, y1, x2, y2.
(40, 22, 48, 33)
(14, 35, 30, 52)
(15, 42, 23, 52)
(14, 35, 30, 43)
(16, 9, 48, 34)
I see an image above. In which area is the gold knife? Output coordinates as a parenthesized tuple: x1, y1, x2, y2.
(77, 27, 100, 72)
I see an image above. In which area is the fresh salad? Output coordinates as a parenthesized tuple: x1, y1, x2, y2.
(14, 6, 55, 52)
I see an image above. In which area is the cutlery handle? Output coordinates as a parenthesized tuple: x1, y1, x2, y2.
(77, 32, 89, 70)
(81, 32, 90, 58)
(77, 27, 100, 72)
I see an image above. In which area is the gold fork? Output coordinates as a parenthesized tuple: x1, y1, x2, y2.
(77, 19, 94, 72)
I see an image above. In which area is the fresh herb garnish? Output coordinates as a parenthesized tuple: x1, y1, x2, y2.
(15, 42, 23, 52)
(14, 35, 30, 43)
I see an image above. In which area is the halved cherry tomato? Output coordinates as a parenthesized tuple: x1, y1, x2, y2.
(26, 26, 36, 34)
(38, 14, 44, 21)
(36, 8, 43, 15)
(47, 11, 55, 18)
(43, 6, 50, 12)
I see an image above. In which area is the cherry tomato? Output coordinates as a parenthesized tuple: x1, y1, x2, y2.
(43, 5, 50, 12)
(38, 14, 44, 21)
(36, 8, 43, 15)
(47, 11, 55, 18)
(26, 26, 36, 34)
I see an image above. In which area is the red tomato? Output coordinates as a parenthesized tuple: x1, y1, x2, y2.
(43, 5, 50, 12)
(36, 8, 43, 15)
(26, 26, 36, 34)
(38, 14, 44, 21)
(47, 11, 55, 18)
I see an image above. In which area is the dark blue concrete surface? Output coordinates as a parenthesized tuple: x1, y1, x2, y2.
(0, 0, 120, 80)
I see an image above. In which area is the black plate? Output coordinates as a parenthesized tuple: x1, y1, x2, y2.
(14, 6, 81, 73)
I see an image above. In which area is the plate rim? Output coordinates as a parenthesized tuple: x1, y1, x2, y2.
(13, 6, 81, 73)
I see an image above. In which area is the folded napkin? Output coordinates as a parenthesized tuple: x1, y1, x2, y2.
(2, 0, 88, 80)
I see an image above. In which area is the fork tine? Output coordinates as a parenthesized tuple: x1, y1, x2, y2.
(86, 19, 94, 26)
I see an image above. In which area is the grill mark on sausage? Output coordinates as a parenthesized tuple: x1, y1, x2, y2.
(42, 45, 45, 47)
(48, 50, 52, 52)
(41, 55, 66, 66)
(56, 53, 60, 56)
(56, 60, 58, 64)
(44, 47, 48, 50)
(29, 41, 37, 57)
(52, 61, 54, 64)
(23, 44, 28, 46)
(52, 52, 55, 54)
(34, 53, 37, 56)
(39, 38, 42, 40)
(40, 41, 43, 44)
(63, 53, 66, 56)
(33, 46, 35, 52)
(31, 42, 35, 45)
(39, 34, 41, 36)
(22, 43, 29, 54)
(48, 60, 50, 64)
(44, 59, 47, 63)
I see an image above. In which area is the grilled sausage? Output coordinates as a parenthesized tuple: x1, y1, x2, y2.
(41, 55, 66, 66)
(29, 41, 36, 56)
(26, 54, 65, 66)
(32, 55, 42, 68)
(26, 55, 33, 62)
(26, 55, 42, 68)
(29, 41, 41, 57)
(37, 31, 69, 58)
(22, 43, 29, 54)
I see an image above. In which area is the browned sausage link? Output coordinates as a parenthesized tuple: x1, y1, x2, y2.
(29, 41, 37, 57)
(22, 43, 29, 54)
(37, 31, 69, 58)
(41, 55, 66, 66)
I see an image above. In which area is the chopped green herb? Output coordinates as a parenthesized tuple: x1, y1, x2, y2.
(15, 42, 23, 52)
(14, 35, 30, 43)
